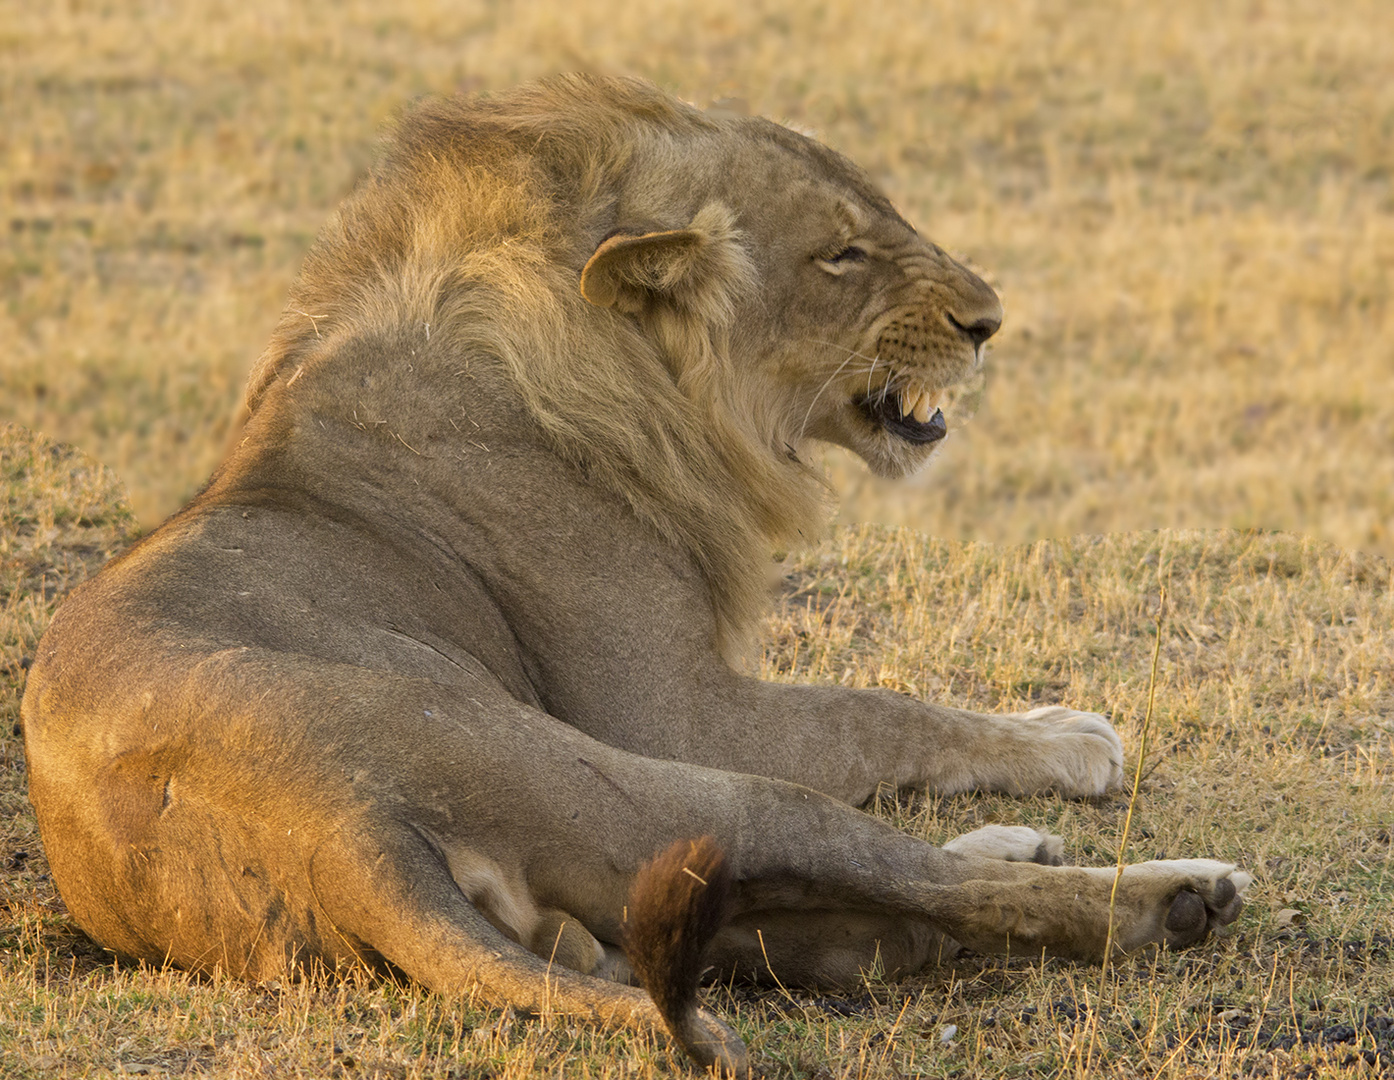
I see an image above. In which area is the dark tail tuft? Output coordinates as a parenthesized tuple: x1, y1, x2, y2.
(624, 836, 747, 1075)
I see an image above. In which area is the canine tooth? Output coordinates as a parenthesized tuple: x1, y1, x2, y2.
(900, 388, 923, 419)
(912, 391, 932, 423)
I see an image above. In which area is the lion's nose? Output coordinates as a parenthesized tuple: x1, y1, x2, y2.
(945, 264, 1004, 349)
(949, 311, 1002, 349)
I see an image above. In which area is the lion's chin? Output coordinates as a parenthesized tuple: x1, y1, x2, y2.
(855, 434, 943, 480)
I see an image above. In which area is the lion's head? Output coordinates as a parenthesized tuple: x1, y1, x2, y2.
(576, 105, 1001, 480)
(242, 75, 1000, 648)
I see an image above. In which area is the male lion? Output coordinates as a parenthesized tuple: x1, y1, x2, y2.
(22, 76, 1249, 1074)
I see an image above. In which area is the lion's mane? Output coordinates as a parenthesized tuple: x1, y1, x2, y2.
(243, 75, 828, 652)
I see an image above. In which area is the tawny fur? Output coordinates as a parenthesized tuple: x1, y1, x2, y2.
(243, 77, 825, 652)
(22, 76, 1252, 1077)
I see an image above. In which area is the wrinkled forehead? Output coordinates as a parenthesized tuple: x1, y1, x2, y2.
(731, 118, 917, 235)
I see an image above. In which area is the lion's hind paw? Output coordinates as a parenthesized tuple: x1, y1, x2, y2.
(1110, 859, 1254, 952)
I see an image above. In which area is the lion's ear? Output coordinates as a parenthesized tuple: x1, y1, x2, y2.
(580, 228, 704, 312)
(580, 202, 751, 322)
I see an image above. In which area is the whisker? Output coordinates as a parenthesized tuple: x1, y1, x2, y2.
(799, 339, 897, 393)
(802, 339, 886, 370)
(791, 337, 910, 441)
(797, 347, 862, 443)
(865, 354, 881, 399)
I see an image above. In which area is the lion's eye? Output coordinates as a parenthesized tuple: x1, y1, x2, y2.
(816, 245, 868, 275)
(826, 246, 866, 264)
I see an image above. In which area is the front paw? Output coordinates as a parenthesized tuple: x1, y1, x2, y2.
(1015, 706, 1125, 796)
(943, 824, 1064, 865)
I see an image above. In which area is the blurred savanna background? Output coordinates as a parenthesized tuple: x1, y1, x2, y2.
(2, 1, 1393, 1077)
(2, 0, 1390, 545)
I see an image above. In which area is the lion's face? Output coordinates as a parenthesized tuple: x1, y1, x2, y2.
(722, 127, 1003, 480)
(580, 114, 1002, 481)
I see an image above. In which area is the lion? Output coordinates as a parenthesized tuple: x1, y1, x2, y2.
(21, 75, 1249, 1075)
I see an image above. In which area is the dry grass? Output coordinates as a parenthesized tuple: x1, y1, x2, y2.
(3, 424, 1392, 1078)
(3, 1, 1394, 1076)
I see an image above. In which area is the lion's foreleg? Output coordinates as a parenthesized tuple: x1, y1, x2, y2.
(719, 682, 1127, 803)
(651, 677, 1124, 805)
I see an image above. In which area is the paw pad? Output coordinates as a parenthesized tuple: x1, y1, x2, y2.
(1164, 890, 1207, 937)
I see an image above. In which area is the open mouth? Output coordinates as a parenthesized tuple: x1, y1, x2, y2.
(855, 368, 987, 446)
(856, 382, 949, 444)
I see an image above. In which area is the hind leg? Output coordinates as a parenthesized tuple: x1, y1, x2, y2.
(704, 826, 1070, 987)
(253, 660, 1246, 982)
(708, 909, 949, 988)
(305, 821, 748, 1073)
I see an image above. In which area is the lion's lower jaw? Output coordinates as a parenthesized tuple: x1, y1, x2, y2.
(856, 438, 941, 480)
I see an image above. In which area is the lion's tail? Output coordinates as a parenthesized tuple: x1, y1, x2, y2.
(623, 836, 748, 1076)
